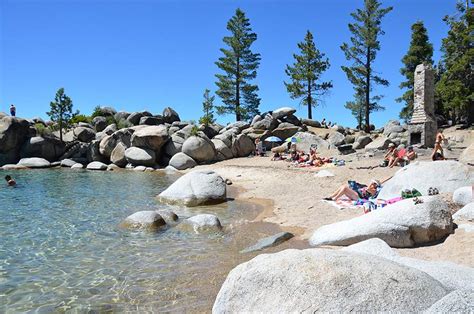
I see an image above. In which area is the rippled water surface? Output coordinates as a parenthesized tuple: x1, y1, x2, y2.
(0, 169, 268, 312)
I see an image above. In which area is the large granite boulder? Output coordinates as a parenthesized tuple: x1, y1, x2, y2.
(92, 116, 107, 132)
(328, 131, 346, 147)
(425, 290, 474, 313)
(162, 107, 180, 124)
(86, 161, 108, 170)
(125, 147, 156, 167)
(87, 140, 107, 163)
(213, 249, 448, 313)
(378, 161, 474, 200)
(182, 135, 216, 163)
(271, 123, 299, 140)
(163, 124, 194, 157)
(103, 123, 117, 135)
(231, 134, 255, 157)
(73, 126, 96, 143)
(0, 116, 31, 165)
(343, 238, 474, 291)
(114, 111, 130, 122)
(99, 128, 133, 158)
(383, 120, 406, 137)
(271, 107, 296, 120)
(158, 170, 226, 206)
(130, 125, 169, 153)
(352, 134, 373, 149)
(253, 116, 278, 131)
(212, 139, 233, 161)
(301, 118, 321, 128)
(452, 186, 473, 206)
(127, 111, 152, 125)
(220, 121, 250, 133)
(459, 143, 474, 165)
(20, 136, 65, 161)
(292, 131, 330, 152)
(99, 106, 117, 117)
(17, 157, 51, 168)
(364, 136, 392, 151)
(309, 196, 453, 248)
(168, 152, 196, 170)
(110, 142, 128, 167)
(60, 158, 77, 167)
(139, 116, 163, 126)
(453, 203, 474, 222)
(120, 211, 166, 230)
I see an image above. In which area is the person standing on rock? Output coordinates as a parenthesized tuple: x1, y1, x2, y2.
(10, 104, 16, 117)
(432, 130, 447, 161)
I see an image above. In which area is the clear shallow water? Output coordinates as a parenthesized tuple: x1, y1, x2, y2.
(0, 169, 265, 313)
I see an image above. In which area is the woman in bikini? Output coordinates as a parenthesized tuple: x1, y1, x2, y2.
(323, 177, 391, 202)
(432, 130, 446, 161)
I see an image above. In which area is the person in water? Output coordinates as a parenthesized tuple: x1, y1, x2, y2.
(5, 175, 16, 186)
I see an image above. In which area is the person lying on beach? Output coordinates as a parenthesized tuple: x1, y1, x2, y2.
(5, 175, 16, 186)
(271, 152, 283, 161)
(323, 179, 382, 202)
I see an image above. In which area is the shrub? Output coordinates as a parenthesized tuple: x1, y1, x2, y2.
(70, 114, 91, 124)
(116, 119, 133, 129)
(190, 125, 200, 136)
(34, 123, 52, 137)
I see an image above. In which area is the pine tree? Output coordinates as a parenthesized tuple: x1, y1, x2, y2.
(345, 89, 365, 129)
(47, 88, 75, 143)
(436, 2, 473, 124)
(284, 30, 332, 120)
(398, 21, 434, 122)
(199, 89, 216, 126)
(215, 8, 261, 121)
(341, 0, 393, 132)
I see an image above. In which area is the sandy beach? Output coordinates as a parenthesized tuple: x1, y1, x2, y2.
(190, 129, 474, 267)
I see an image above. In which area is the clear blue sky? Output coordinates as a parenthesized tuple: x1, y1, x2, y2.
(0, 0, 457, 127)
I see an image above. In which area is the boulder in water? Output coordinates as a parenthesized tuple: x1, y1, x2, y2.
(86, 161, 108, 170)
(17, 157, 51, 168)
(182, 214, 222, 232)
(241, 232, 294, 253)
(124, 147, 156, 167)
(157, 170, 226, 206)
(120, 211, 166, 230)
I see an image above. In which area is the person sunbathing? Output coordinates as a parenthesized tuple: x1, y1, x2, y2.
(383, 143, 398, 167)
(323, 179, 382, 201)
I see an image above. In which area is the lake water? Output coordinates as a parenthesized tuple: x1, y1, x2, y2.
(0, 169, 273, 312)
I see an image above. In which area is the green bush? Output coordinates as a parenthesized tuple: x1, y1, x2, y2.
(116, 119, 133, 129)
(190, 125, 200, 136)
(70, 114, 91, 124)
(105, 116, 116, 126)
(34, 123, 52, 137)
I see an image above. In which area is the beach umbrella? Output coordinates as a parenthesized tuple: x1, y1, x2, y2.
(264, 136, 282, 142)
(285, 136, 301, 143)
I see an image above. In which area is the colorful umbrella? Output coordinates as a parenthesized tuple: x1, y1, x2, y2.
(285, 136, 301, 143)
(264, 136, 282, 142)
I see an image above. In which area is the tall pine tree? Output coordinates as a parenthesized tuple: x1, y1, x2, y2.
(398, 21, 433, 122)
(284, 30, 332, 120)
(436, 2, 473, 124)
(47, 88, 75, 143)
(199, 89, 216, 126)
(215, 8, 261, 121)
(341, 0, 392, 132)
(344, 89, 365, 129)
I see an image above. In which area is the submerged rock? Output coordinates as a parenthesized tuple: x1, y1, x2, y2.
(182, 214, 222, 233)
(241, 232, 294, 253)
(120, 211, 166, 230)
(309, 196, 453, 248)
(213, 249, 447, 313)
(158, 170, 226, 206)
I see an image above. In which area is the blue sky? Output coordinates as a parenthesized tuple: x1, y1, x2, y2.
(0, 0, 457, 127)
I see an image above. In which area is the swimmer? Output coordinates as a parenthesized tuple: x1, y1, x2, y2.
(5, 175, 16, 186)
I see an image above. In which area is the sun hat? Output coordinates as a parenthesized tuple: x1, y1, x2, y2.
(370, 179, 381, 187)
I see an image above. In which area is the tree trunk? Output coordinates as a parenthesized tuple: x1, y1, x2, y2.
(236, 57, 241, 121)
(365, 47, 371, 133)
(307, 80, 312, 119)
(59, 118, 63, 143)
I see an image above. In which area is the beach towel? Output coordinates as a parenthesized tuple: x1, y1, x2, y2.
(322, 197, 363, 210)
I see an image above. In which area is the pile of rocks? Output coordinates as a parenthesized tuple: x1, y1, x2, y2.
(1, 105, 467, 171)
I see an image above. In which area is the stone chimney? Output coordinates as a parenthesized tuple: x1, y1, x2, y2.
(408, 63, 437, 147)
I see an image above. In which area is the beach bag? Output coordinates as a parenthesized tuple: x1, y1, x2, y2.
(401, 188, 422, 199)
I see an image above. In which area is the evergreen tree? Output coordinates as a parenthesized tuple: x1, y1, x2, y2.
(436, 2, 473, 124)
(215, 8, 261, 121)
(345, 89, 365, 129)
(284, 30, 332, 120)
(340, 0, 393, 132)
(199, 89, 216, 126)
(398, 21, 434, 122)
(47, 88, 75, 143)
